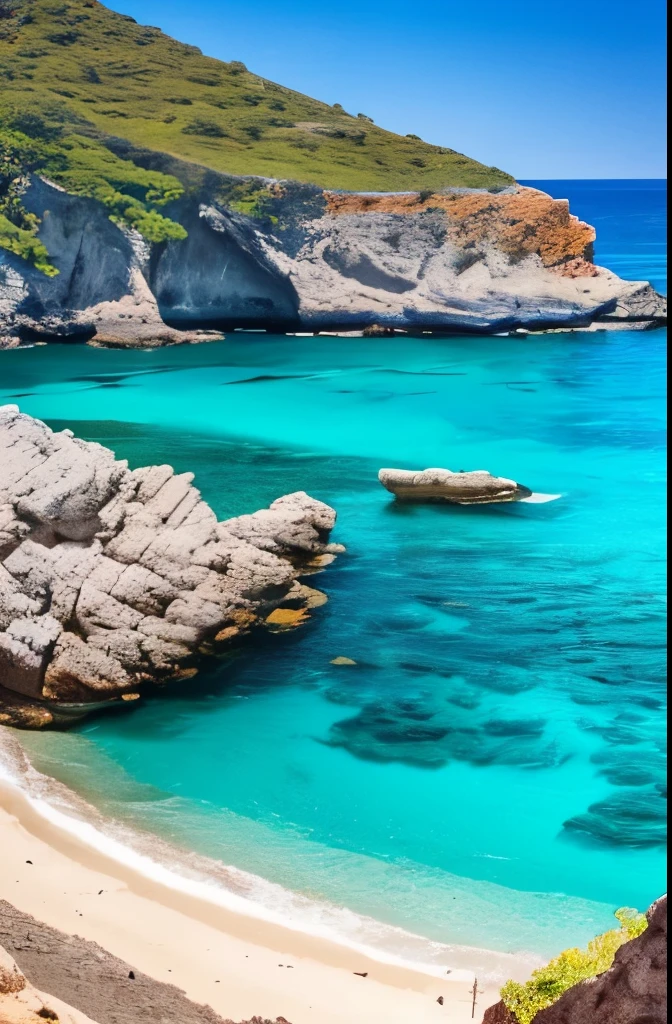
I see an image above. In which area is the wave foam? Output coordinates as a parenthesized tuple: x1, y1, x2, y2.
(0, 731, 541, 984)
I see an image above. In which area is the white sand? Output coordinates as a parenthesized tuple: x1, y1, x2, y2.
(0, 776, 501, 1023)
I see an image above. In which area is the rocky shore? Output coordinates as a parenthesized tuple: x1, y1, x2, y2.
(0, 406, 341, 727)
(0, 177, 666, 349)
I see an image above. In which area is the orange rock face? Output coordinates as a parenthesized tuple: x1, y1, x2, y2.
(323, 187, 596, 271)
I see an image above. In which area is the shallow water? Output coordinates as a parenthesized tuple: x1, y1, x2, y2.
(0, 180, 666, 972)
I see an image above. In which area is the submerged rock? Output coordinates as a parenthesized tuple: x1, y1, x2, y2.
(0, 407, 340, 725)
(378, 467, 531, 504)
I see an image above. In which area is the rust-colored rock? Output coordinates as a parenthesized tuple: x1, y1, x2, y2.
(324, 186, 595, 269)
(264, 607, 310, 630)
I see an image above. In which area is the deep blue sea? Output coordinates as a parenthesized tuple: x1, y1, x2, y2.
(0, 180, 666, 979)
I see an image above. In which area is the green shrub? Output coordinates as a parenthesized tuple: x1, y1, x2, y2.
(0, 211, 58, 273)
(1, 120, 188, 266)
(186, 74, 220, 86)
(182, 118, 227, 137)
(501, 908, 647, 1024)
(46, 29, 80, 45)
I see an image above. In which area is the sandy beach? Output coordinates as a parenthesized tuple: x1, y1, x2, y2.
(0, 762, 506, 1024)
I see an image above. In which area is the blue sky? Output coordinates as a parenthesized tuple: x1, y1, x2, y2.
(110, 0, 666, 178)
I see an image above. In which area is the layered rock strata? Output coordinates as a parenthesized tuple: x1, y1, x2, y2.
(0, 406, 341, 726)
(0, 177, 666, 348)
(378, 468, 531, 504)
(482, 894, 667, 1024)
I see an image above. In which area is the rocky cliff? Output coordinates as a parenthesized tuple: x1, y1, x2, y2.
(0, 406, 341, 727)
(482, 895, 667, 1024)
(1, 940, 99, 1024)
(0, 175, 666, 348)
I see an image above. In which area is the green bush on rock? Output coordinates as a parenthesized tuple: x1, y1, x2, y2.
(0, 211, 58, 274)
(501, 908, 647, 1024)
(1, 110, 187, 271)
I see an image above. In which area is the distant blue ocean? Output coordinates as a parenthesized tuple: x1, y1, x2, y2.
(1, 180, 666, 978)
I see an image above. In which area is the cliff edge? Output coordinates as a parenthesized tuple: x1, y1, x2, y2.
(0, 176, 666, 347)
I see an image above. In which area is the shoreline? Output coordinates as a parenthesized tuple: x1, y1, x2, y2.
(0, 730, 522, 1023)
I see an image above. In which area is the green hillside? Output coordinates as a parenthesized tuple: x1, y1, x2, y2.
(0, 0, 513, 272)
(0, 0, 512, 192)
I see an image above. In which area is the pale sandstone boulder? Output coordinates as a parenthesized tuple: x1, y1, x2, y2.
(378, 467, 530, 504)
(0, 407, 340, 724)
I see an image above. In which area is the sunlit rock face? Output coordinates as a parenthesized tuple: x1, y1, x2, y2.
(377, 467, 530, 504)
(0, 177, 666, 348)
(0, 407, 340, 725)
(1, 940, 99, 1024)
(482, 895, 667, 1024)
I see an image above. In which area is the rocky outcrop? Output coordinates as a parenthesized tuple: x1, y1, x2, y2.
(0, 406, 341, 726)
(0, 177, 666, 347)
(482, 895, 667, 1024)
(2, 900, 273, 1024)
(1, 942, 99, 1024)
(0, 178, 219, 349)
(378, 468, 531, 504)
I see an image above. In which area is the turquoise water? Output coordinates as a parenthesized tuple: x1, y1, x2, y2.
(0, 181, 666, 970)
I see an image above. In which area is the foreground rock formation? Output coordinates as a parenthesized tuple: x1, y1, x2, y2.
(0, 176, 666, 348)
(482, 895, 667, 1024)
(0, 406, 341, 726)
(378, 467, 532, 504)
(1, 941, 98, 1024)
(2, 901, 289, 1024)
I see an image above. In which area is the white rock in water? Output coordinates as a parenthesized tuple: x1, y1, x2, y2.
(0, 408, 340, 723)
(378, 467, 529, 504)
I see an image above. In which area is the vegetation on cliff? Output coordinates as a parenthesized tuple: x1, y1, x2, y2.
(0, 0, 512, 194)
(0, 0, 514, 273)
(500, 907, 648, 1024)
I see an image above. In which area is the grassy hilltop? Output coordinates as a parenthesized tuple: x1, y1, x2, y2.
(0, 0, 513, 271)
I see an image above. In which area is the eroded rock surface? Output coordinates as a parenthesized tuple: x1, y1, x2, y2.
(0, 407, 340, 725)
(1, 942, 99, 1024)
(482, 895, 667, 1024)
(378, 467, 529, 504)
(0, 177, 666, 347)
